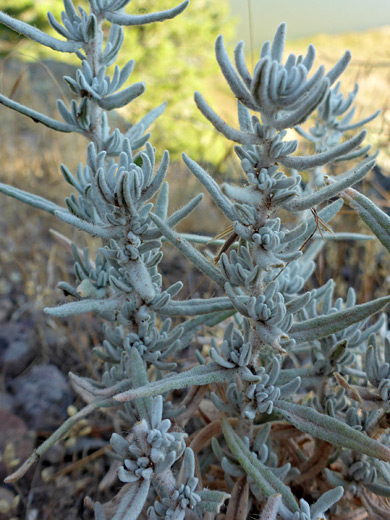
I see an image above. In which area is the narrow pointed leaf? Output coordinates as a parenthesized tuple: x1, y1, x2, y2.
(284, 160, 375, 212)
(5, 398, 114, 483)
(343, 187, 390, 253)
(310, 487, 344, 519)
(99, 82, 145, 110)
(44, 297, 120, 318)
(260, 494, 282, 520)
(0, 183, 63, 215)
(106, 1, 189, 25)
(194, 92, 260, 145)
(198, 489, 230, 513)
(279, 131, 366, 171)
(161, 297, 235, 316)
(114, 363, 235, 402)
(167, 193, 204, 227)
(112, 479, 151, 520)
(0, 94, 75, 132)
(0, 11, 81, 52)
(154, 182, 169, 220)
(129, 348, 152, 421)
(290, 295, 390, 343)
(182, 153, 238, 221)
(221, 417, 298, 512)
(215, 35, 258, 110)
(274, 400, 390, 461)
(150, 213, 226, 287)
(54, 211, 123, 238)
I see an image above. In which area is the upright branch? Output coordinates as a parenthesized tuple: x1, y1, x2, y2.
(1, 5, 390, 520)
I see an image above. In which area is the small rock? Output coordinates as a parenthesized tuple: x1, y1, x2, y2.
(42, 443, 65, 465)
(0, 393, 14, 413)
(11, 364, 72, 430)
(0, 411, 35, 482)
(0, 486, 19, 519)
(3, 340, 32, 374)
(0, 298, 12, 323)
(26, 510, 38, 520)
(0, 320, 35, 376)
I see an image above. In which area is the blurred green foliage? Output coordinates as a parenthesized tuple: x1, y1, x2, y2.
(0, 1, 47, 41)
(0, 0, 236, 165)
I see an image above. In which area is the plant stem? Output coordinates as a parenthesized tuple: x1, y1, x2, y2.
(87, 11, 104, 151)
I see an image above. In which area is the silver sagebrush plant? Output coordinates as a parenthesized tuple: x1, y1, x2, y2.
(1, 2, 390, 519)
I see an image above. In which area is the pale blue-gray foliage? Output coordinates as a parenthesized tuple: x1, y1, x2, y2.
(210, 320, 252, 368)
(280, 487, 344, 520)
(2, 3, 390, 519)
(147, 447, 229, 519)
(112, 396, 186, 483)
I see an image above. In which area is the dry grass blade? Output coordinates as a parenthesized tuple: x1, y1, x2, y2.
(273, 206, 335, 281)
(204, 479, 230, 491)
(294, 441, 333, 484)
(183, 226, 234, 298)
(214, 231, 238, 264)
(311, 207, 336, 238)
(8, 71, 24, 99)
(360, 489, 390, 519)
(50, 445, 111, 481)
(226, 475, 249, 520)
(177, 385, 209, 426)
(190, 420, 223, 453)
(208, 225, 235, 243)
